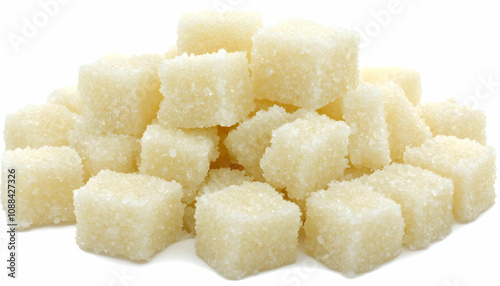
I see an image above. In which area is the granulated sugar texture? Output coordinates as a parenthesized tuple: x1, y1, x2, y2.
(1, 10, 496, 280)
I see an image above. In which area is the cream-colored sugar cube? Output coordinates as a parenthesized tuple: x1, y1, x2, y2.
(74, 170, 184, 261)
(195, 182, 301, 279)
(157, 50, 255, 128)
(4, 104, 77, 150)
(251, 18, 359, 109)
(1, 146, 83, 229)
(46, 86, 82, 114)
(185, 168, 254, 236)
(78, 54, 164, 136)
(260, 112, 350, 200)
(177, 11, 262, 57)
(69, 129, 140, 182)
(361, 66, 422, 105)
(357, 163, 454, 249)
(139, 124, 218, 204)
(304, 181, 404, 276)
(419, 98, 487, 144)
(342, 83, 390, 169)
(225, 106, 298, 180)
(383, 83, 432, 161)
(404, 135, 496, 222)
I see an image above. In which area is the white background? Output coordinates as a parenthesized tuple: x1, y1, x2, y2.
(1, 0, 499, 285)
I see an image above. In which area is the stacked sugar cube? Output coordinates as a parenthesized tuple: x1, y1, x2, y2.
(1, 10, 497, 279)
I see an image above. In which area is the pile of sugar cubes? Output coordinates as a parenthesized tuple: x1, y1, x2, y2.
(1, 11, 497, 279)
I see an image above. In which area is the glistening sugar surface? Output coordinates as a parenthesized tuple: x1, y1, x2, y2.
(177, 11, 263, 58)
(69, 129, 140, 182)
(261, 112, 350, 200)
(418, 98, 487, 144)
(341, 83, 390, 169)
(1, 146, 83, 229)
(225, 106, 298, 181)
(361, 66, 422, 106)
(404, 135, 496, 222)
(356, 163, 454, 249)
(195, 181, 301, 279)
(250, 18, 360, 109)
(74, 170, 184, 261)
(78, 54, 164, 136)
(139, 124, 218, 204)
(304, 180, 404, 276)
(4, 104, 77, 150)
(157, 50, 255, 128)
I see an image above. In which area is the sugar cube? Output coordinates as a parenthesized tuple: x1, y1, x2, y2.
(304, 180, 404, 276)
(225, 106, 298, 180)
(419, 98, 487, 144)
(78, 54, 164, 136)
(139, 124, 218, 204)
(4, 104, 77, 150)
(361, 66, 422, 106)
(357, 163, 454, 249)
(404, 135, 496, 222)
(195, 181, 301, 279)
(342, 83, 390, 169)
(74, 170, 184, 261)
(260, 112, 351, 200)
(250, 18, 359, 109)
(157, 50, 255, 128)
(1, 146, 83, 229)
(383, 83, 432, 161)
(46, 86, 82, 114)
(177, 11, 262, 58)
(69, 129, 140, 181)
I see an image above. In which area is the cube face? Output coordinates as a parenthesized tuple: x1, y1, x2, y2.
(74, 170, 184, 261)
(139, 124, 218, 204)
(358, 163, 454, 249)
(261, 113, 351, 200)
(1, 146, 83, 229)
(157, 50, 255, 128)
(46, 86, 82, 114)
(361, 66, 422, 106)
(195, 182, 301, 279)
(342, 83, 390, 169)
(250, 18, 359, 109)
(177, 11, 262, 57)
(4, 104, 77, 150)
(404, 135, 496, 222)
(418, 98, 487, 144)
(69, 130, 140, 181)
(79, 54, 164, 136)
(304, 181, 404, 275)
(225, 106, 297, 180)
(383, 84, 432, 161)
(198, 168, 254, 197)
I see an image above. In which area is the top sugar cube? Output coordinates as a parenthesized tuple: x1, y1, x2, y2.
(78, 54, 164, 136)
(157, 50, 255, 128)
(250, 18, 360, 109)
(177, 11, 263, 57)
